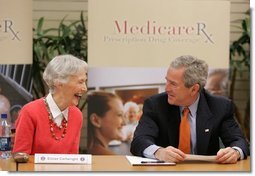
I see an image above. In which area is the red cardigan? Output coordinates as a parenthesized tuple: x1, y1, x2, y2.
(13, 98, 83, 155)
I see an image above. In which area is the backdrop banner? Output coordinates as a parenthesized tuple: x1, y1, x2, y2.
(0, 0, 32, 64)
(88, 0, 230, 68)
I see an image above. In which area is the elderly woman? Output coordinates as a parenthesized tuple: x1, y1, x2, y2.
(87, 91, 124, 155)
(13, 55, 88, 155)
(121, 101, 139, 142)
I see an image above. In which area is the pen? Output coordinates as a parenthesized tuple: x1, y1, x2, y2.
(141, 160, 165, 163)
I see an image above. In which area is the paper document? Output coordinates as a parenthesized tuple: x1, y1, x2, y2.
(34, 154, 92, 164)
(126, 155, 176, 166)
(185, 154, 216, 162)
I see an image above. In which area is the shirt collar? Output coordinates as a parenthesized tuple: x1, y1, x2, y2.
(45, 93, 68, 120)
(180, 94, 200, 118)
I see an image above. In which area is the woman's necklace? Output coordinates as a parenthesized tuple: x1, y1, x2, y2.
(43, 98, 68, 141)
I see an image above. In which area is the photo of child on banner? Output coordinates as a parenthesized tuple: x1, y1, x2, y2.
(85, 87, 158, 155)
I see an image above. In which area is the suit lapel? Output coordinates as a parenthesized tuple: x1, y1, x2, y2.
(196, 91, 214, 155)
(167, 105, 180, 148)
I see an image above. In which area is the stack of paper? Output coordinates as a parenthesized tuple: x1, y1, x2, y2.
(185, 154, 216, 162)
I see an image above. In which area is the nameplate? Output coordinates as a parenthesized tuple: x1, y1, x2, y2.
(34, 154, 92, 164)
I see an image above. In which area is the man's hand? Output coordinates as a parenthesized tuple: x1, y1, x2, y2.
(154, 146, 186, 163)
(216, 147, 240, 164)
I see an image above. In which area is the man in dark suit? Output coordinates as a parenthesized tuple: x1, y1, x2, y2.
(130, 55, 249, 164)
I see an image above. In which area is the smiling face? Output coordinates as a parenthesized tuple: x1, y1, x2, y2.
(126, 107, 138, 123)
(53, 69, 87, 110)
(98, 98, 124, 143)
(165, 67, 199, 107)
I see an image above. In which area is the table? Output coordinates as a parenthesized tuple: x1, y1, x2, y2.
(9, 156, 250, 172)
(0, 157, 17, 171)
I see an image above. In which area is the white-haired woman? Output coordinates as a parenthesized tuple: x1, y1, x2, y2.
(13, 54, 88, 155)
(121, 101, 139, 142)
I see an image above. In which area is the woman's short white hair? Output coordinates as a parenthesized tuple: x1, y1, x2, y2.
(124, 101, 139, 113)
(43, 54, 88, 93)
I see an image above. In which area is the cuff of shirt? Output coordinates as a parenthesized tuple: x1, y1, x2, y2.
(143, 145, 161, 159)
(232, 146, 244, 160)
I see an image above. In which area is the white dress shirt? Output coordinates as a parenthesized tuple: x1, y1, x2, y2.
(45, 93, 68, 126)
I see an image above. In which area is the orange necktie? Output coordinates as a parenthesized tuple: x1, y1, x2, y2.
(178, 107, 190, 154)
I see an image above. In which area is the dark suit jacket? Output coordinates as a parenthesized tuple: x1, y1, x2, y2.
(130, 89, 249, 158)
